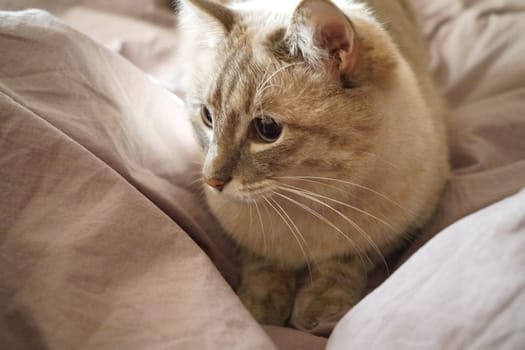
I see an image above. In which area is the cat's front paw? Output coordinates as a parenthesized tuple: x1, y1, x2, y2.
(291, 257, 368, 329)
(292, 284, 358, 330)
(238, 285, 294, 326)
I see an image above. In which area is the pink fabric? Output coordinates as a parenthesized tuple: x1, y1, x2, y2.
(328, 189, 525, 349)
(0, 10, 274, 350)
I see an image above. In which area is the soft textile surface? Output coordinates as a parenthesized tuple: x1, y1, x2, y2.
(0, 10, 275, 350)
(402, 0, 525, 254)
(0, 9, 326, 350)
(1, 0, 525, 349)
(328, 189, 525, 349)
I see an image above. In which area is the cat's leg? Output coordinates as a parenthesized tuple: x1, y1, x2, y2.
(292, 256, 367, 329)
(237, 251, 296, 326)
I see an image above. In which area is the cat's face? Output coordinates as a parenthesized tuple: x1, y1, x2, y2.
(182, 0, 396, 202)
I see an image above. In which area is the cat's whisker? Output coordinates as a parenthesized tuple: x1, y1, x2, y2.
(268, 197, 307, 248)
(275, 175, 416, 218)
(279, 183, 396, 232)
(272, 191, 372, 268)
(261, 195, 286, 263)
(189, 177, 204, 186)
(253, 199, 268, 254)
(255, 62, 303, 98)
(277, 177, 359, 202)
(268, 197, 316, 281)
(256, 64, 272, 93)
(248, 199, 254, 231)
(278, 183, 393, 272)
(359, 151, 400, 170)
(269, 195, 319, 274)
(256, 82, 282, 98)
(278, 186, 387, 273)
(187, 171, 204, 185)
(257, 103, 267, 128)
(262, 195, 313, 282)
(186, 169, 203, 178)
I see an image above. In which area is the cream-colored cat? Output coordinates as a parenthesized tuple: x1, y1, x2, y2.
(179, 0, 448, 329)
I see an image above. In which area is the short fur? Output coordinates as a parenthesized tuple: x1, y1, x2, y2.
(179, 0, 448, 328)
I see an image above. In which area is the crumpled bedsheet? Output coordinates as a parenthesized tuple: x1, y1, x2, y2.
(328, 189, 525, 349)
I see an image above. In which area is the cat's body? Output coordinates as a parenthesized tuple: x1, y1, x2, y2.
(179, 0, 448, 329)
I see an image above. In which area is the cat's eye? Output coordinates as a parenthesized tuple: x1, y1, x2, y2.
(200, 105, 213, 128)
(253, 116, 282, 143)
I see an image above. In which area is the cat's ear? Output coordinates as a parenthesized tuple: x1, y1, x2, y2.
(179, 0, 236, 47)
(286, 0, 357, 75)
(184, 0, 236, 32)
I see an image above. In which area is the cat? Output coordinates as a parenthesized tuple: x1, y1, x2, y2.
(178, 0, 449, 329)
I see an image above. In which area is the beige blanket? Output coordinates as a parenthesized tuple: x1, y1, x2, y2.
(1, 0, 524, 349)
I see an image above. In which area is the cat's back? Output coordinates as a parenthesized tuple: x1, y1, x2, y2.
(360, 0, 427, 73)
(357, 0, 445, 117)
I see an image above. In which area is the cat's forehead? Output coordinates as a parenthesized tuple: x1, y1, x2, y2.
(202, 22, 340, 130)
(205, 30, 283, 115)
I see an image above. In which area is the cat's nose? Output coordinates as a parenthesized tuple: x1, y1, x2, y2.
(205, 177, 231, 192)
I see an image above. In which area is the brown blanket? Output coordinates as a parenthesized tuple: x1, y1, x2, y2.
(1, 0, 525, 349)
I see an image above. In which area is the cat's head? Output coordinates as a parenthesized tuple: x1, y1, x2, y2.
(179, 0, 402, 201)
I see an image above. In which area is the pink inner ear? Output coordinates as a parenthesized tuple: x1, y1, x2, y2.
(289, 0, 356, 73)
(319, 22, 352, 54)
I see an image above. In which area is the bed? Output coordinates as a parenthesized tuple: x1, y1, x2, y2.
(0, 1, 524, 349)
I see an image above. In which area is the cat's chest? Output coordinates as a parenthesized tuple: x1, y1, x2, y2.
(205, 190, 386, 268)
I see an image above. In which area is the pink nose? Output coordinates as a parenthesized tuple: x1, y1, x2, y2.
(205, 178, 229, 191)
